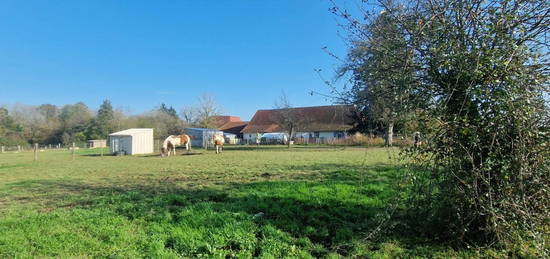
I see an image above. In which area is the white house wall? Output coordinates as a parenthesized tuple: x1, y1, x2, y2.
(243, 133, 259, 141)
(243, 131, 348, 141)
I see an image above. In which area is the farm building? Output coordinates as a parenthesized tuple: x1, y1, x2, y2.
(241, 105, 354, 143)
(185, 128, 224, 148)
(210, 116, 248, 138)
(108, 128, 154, 155)
(87, 139, 107, 148)
(223, 133, 239, 144)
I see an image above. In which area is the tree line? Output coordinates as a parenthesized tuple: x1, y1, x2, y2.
(0, 94, 222, 146)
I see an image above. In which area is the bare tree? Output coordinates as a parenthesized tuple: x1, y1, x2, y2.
(195, 94, 221, 128)
(272, 92, 303, 148)
(180, 106, 199, 126)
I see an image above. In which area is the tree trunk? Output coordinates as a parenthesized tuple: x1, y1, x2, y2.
(385, 122, 394, 146)
(288, 126, 294, 148)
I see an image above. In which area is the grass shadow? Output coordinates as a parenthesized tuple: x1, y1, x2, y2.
(221, 145, 349, 152)
(80, 153, 115, 157)
(0, 162, 427, 258)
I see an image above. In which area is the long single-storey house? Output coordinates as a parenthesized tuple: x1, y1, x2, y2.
(241, 105, 354, 142)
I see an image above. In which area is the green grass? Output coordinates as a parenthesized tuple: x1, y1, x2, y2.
(0, 146, 497, 258)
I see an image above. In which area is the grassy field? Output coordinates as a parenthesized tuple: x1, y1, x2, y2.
(0, 146, 491, 258)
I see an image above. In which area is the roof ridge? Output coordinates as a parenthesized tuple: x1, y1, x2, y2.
(256, 104, 352, 111)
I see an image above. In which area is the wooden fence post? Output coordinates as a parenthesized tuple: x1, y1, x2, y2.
(1, 146, 4, 153)
(72, 142, 75, 160)
(34, 143, 38, 161)
(17, 145, 21, 152)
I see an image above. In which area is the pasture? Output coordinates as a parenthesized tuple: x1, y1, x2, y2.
(0, 146, 491, 258)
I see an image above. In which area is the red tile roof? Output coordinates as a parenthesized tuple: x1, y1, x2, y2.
(241, 105, 354, 133)
(211, 116, 243, 129)
(209, 116, 249, 135)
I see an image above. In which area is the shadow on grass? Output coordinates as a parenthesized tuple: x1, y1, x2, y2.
(1, 164, 423, 257)
(221, 145, 348, 152)
(280, 163, 405, 183)
(79, 152, 206, 158)
(80, 153, 116, 157)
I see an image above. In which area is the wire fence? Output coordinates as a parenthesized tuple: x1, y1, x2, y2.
(0, 143, 84, 153)
(238, 134, 415, 147)
(0, 142, 108, 161)
(0, 134, 419, 161)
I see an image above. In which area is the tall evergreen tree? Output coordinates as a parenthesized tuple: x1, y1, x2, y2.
(86, 100, 115, 140)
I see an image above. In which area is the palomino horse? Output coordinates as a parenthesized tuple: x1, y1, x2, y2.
(212, 135, 225, 154)
(161, 134, 191, 157)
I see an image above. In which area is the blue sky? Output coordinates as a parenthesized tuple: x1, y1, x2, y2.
(0, 0, 352, 120)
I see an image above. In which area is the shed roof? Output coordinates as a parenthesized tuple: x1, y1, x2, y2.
(241, 105, 354, 133)
(109, 128, 153, 136)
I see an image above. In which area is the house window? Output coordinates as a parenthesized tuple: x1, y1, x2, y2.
(333, 131, 345, 139)
(314, 132, 320, 138)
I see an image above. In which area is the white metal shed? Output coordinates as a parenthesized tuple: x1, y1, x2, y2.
(108, 128, 154, 155)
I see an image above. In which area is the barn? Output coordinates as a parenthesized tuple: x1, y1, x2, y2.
(108, 128, 154, 155)
(185, 128, 224, 148)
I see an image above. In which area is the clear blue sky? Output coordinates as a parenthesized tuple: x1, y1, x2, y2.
(0, 0, 351, 120)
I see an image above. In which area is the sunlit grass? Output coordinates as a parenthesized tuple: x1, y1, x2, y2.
(0, 146, 500, 257)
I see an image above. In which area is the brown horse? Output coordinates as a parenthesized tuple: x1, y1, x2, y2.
(212, 135, 224, 154)
(161, 134, 191, 157)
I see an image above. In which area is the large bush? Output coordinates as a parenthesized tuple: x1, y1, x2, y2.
(335, 0, 550, 251)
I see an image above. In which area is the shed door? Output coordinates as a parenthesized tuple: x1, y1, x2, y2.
(120, 136, 131, 154)
(111, 138, 119, 152)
